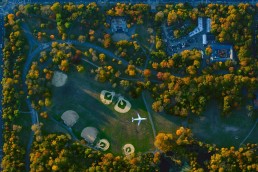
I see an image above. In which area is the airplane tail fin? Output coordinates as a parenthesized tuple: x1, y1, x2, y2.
(132, 117, 134, 122)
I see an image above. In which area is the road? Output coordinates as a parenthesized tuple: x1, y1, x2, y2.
(21, 23, 40, 172)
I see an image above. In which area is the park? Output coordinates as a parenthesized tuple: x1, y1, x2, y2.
(0, 1, 257, 171)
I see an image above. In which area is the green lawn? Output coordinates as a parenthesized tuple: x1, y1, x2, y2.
(13, 113, 31, 147)
(135, 24, 153, 50)
(40, 116, 69, 136)
(189, 100, 258, 147)
(144, 92, 258, 148)
(48, 68, 154, 154)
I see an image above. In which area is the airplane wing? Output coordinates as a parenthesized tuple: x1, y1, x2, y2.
(138, 120, 141, 126)
(137, 112, 141, 119)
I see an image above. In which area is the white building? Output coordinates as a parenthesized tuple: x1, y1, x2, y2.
(202, 34, 207, 45)
(111, 18, 128, 33)
(206, 18, 211, 32)
(210, 44, 234, 62)
(189, 17, 203, 37)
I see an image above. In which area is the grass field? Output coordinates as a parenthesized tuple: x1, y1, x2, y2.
(48, 68, 154, 154)
(144, 93, 258, 148)
(40, 116, 68, 136)
(135, 24, 153, 50)
(189, 100, 258, 147)
(13, 114, 31, 147)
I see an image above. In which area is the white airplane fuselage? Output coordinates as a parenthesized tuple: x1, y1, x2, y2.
(132, 113, 147, 126)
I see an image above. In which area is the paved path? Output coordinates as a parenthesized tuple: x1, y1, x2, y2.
(21, 23, 40, 172)
(239, 118, 258, 147)
(142, 92, 157, 138)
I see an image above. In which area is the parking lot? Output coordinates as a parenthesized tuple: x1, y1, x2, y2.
(162, 22, 206, 56)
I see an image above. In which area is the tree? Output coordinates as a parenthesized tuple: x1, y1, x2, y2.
(155, 11, 164, 23)
(167, 10, 177, 25)
(173, 29, 180, 39)
(60, 59, 69, 71)
(65, 22, 71, 29)
(154, 133, 173, 152)
(76, 65, 85, 72)
(78, 35, 86, 43)
(120, 80, 130, 89)
(103, 34, 111, 48)
(152, 100, 164, 112)
(156, 40, 162, 50)
(205, 45, 212, 56)
(99, 53, 106, 62)
(50, 2, 62, 13)
(143, 69, 151, 78)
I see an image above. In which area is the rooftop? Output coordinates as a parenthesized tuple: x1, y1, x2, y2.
(210, 43, 234, 62)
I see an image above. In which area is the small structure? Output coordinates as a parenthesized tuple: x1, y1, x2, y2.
(114, 96, 131, 113)
(81, 127, 99, 144)
(210, 43, 234, 62)
(189, 17, 203, 37)
(51, 71, 68, 87)
(100, 90, 115, 105)
(111, 17, 128, 33)
(206, 18, 211, 32)
(202, 34, 207, 45)
(122, 144, 135, 156)
(61, 110, 79, 127)
(96, 139, 110, 151)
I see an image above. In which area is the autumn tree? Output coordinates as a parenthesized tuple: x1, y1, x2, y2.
(154, 133, 173, 152)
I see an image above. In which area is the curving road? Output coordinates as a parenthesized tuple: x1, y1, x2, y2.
(21, 24, 40, 172)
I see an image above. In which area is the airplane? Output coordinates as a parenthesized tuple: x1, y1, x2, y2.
(132, 112, 147, 126)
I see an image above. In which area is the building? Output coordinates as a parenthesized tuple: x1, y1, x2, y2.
(210, 43, 234, 62)
(206, 18, 211, 33)
(202, 34, 207, 45)
(111, 17, 128, 33)
(189, 17, 211, 37)
(189, 17, 203, 37)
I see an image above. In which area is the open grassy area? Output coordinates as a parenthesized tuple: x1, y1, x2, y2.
(144, 92, 258, 148)
(40, 116, 68, 136)
(135, 24, 153, 50)
(13, 113, 31, 147)
(189, 100, 258, 147)
(48, 68, 154, 154)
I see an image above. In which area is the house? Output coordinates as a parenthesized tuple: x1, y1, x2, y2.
(210, 43, 234, 62)
(110, 17, 128, 33)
